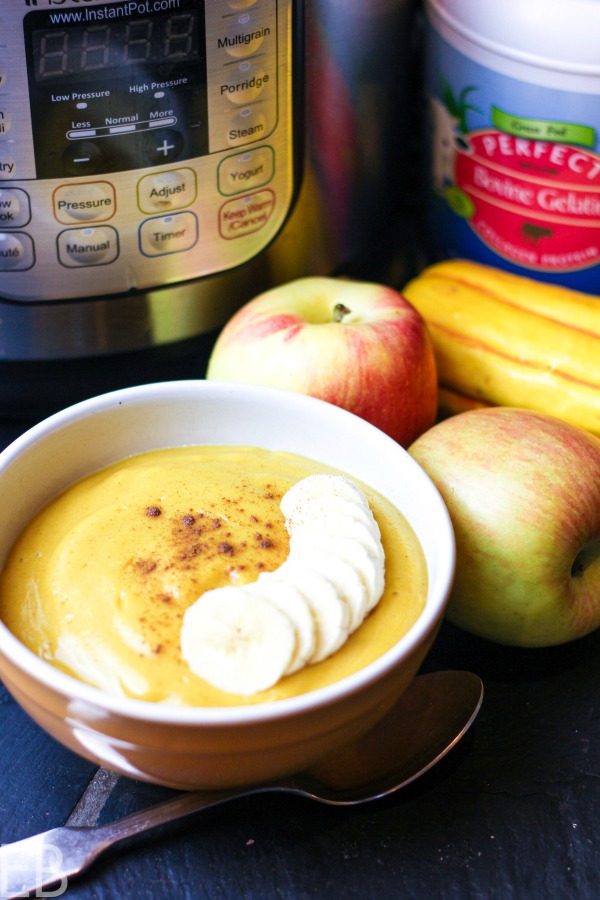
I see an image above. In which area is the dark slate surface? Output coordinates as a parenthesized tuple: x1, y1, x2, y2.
(1, 420, 600, 899)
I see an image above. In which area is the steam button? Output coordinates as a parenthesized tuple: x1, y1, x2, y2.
(227, 106, 268, 146)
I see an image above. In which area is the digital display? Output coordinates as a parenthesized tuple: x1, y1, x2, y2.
(23, 0, 209, 179)
(30, 12, 201, 83)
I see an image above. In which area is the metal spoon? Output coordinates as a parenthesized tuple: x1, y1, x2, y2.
(0, 670, 483, 899)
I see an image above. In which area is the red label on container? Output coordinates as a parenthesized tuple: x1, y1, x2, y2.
(453, 129, 600, 271)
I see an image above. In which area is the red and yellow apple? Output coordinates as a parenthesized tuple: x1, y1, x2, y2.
(409, 407, 600, 647)
(206, 277, 438, 447)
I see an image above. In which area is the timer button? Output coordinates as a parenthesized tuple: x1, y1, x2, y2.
(0, 232, 35, 271)
(139, 212, 198, 257)
(57, 226, 119, 267)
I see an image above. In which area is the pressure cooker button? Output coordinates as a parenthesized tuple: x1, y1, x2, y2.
(218, 146, 274, 195)
(62, 141, 104, 176)
(139, 212, 198, 257)
(221, 61, 269, 105)
(0, 232, 34, 271)
(143, 129, 185, 165)
(137, 168, 197, 214)
(53, 182, 116, 224)
(57, 226, 119, 267)
(227, 107, 268, 147)
(0, 188, 31, 227)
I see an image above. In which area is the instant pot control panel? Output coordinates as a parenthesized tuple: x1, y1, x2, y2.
(0, 0, 299, 302)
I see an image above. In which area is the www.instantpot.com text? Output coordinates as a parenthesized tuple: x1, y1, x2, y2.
(47, 0, 182, 25)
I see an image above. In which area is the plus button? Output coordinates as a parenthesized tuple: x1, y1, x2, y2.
(144, 129, 184, 165)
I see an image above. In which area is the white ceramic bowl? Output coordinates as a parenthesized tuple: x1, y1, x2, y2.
(0, 381, 454, 790)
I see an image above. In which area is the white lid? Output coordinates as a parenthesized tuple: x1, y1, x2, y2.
(427, 0, 600, 75)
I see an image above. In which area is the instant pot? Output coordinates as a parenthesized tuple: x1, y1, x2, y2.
(0, 0, 418, 415)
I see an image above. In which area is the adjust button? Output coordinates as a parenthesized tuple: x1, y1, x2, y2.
(57, 226, 119, 267)
(137, 168, 197, 213)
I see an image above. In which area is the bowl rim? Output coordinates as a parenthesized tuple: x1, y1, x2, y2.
(0, 380, 455, 726)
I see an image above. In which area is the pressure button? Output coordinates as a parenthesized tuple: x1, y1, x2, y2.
(53, 182, 116, 224)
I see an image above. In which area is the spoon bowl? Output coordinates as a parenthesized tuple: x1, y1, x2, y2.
(0, 670, 483, 899)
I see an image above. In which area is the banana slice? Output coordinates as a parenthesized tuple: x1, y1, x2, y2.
(290, 516, 384, 564)
(280, 473, 371, 518)
(246, 575, 316, 674)
(180, 474, 386, 695)
(292, 547, 369, 633)
(277, 561, 351, 663)
(180, 586, 296, 696)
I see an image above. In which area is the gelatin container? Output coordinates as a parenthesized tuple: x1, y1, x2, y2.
(425, 0, 600, 291)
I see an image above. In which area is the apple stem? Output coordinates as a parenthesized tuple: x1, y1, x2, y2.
(333, 303, 352, 322)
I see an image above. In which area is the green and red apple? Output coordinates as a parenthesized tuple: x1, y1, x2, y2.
(206, 277, 438, 447)
(409, 407, 600, 647)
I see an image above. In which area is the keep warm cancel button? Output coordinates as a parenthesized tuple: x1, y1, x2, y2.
(219, 190, 275, 240)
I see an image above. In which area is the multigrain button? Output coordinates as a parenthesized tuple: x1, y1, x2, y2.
(57, 226, 119, 267)
(139, 212, 198, 256)
(222, 13, 270, 58)
(0, 232, 34, 270)
(53, 182, 116, 223)
(137, 168, 197, 213)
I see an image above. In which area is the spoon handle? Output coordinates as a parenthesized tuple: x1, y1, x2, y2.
(0, 786, 261, 899)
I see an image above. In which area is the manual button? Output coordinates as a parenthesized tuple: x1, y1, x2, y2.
(57, 226, 119, 267)
(53, 182, 116, 224)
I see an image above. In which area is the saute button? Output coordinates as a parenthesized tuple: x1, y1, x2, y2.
(0, 232, 34, 271)
(57, 226, 119, 267)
